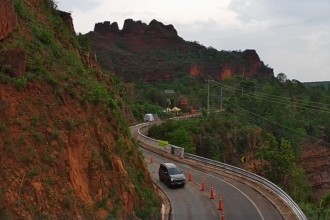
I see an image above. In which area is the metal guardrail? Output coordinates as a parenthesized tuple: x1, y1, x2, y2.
(184, 153, 307, 220)
(136, 123, 307, 220)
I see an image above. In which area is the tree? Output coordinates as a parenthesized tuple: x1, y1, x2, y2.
(277, 73, 287, 83)
(317, 192, 330, 220)
(169, 126, 194, 153)
(256, 134, 296, 186)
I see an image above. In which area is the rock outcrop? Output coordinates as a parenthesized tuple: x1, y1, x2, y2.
(58, 10, 75, 34)
(88, 19, 273, 82)
(0, 0, 17, 40)
(93, 19, 184, 50)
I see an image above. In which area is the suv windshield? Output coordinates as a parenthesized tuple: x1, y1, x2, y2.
(168, 167, 181, 175)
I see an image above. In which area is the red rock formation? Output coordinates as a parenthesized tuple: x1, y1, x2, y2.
(148, 19, 177, 35)
(94, 21, 120, 38)
(88, 19, 274, 82)
(220, 64, 235, 80)
(93, 19, 184, 50)
(190, 66, 202, 77)
(0, 0, 17, 40)
(123, 19, 147, 35)
(241, 49, 273, 78)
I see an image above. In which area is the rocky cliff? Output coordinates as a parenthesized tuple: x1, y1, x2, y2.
(87, 19, 274, 82)
(0, 1, 160, 219)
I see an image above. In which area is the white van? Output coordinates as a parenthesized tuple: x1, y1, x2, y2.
(144, 114, 155, 122)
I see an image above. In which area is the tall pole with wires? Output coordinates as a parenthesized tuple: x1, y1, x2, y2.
(207, 79, 210, 116)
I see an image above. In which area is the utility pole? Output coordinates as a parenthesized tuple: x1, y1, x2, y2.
(207, 79, 210, 116)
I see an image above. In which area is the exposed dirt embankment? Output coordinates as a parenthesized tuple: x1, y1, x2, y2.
(0, 0, 161, 218)
(0, 82, 156, 219)
(300, 140, 330, 201)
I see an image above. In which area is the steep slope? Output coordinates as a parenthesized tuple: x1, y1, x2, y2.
(0, 0, 160, 219)
(300, 140, 330, 201)
(87, 20, 274, 83)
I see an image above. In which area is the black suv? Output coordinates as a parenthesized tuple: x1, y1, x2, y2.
(158, 163, 185, 188)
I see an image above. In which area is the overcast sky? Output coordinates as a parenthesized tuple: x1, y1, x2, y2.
(57, 0, 330, 82)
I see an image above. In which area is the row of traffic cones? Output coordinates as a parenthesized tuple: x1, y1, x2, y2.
(149, 163, 225, 219)
(188, 170, 225, 219)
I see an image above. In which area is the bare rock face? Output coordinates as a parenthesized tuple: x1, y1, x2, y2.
(241, 50, 273, 78)
(0, 48, 26, 77)
(94, 21, 120, 38)
(0, 0, 18, 40)
(123, 19, 147, 35)
(58, 10, 75, 33)
(93, 19, 184, 49)
(148, 19, 177, 35)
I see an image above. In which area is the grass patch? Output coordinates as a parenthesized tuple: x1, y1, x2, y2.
(41, 148, 54, 165)
(32, 132, 44, 143)
(17, 135, 26, 147)
(0, 122, 7, 132)
(31, 115, 39, 127)
(94, 198, 108, 210)
(13, 0, 34, 21)
(63, 189, 74, 209)
(4, 138, 14, 153)
(0, 187, 5, 199)
(28, 167, 39, 177)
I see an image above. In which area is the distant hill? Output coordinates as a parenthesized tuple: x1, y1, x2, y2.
(303, 81, 330, 90)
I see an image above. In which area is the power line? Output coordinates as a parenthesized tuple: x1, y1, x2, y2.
(226, 101, 328, 144)
(209, 81, 330, 114)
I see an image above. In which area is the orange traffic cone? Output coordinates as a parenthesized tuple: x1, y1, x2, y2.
(150, 154, 153, 163)
(210, 185, 215, 199)
(201, 177, 205, 191)
(218, 195, 223, 211)
(188, 171, 192, 181)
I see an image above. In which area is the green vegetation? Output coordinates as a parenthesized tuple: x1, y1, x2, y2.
(145, 76, 330, 219)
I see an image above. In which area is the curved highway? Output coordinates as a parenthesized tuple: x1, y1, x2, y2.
(142, 148, 283, 220)
(131, 124, 284, 220)
(144, 148, 219, 220)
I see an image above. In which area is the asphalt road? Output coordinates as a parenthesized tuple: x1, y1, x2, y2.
(143, 148, 219, 220)
(131, 124, 284, 220)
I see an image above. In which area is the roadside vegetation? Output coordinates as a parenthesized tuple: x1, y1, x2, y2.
(143, 75, 330, 219)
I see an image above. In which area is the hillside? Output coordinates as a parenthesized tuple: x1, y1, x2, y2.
(0, 0, 160, 219)
(303, 81, 330, 90)
(86, 20, 274, 83)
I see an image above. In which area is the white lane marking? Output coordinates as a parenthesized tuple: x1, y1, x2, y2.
(181, 163, 265, 220)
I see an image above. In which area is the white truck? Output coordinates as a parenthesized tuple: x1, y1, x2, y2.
(144, 114, 155, 122)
